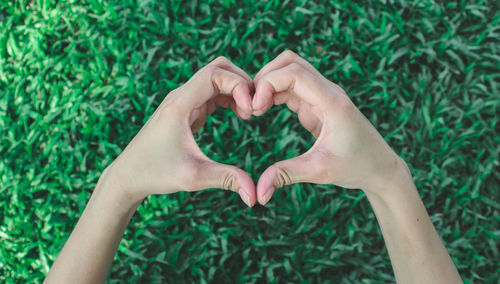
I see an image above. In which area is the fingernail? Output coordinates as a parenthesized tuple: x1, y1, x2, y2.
(242, 111, 252, 120)
(253, 109, 265, 116)
(239, 189, 251, 207)
(253, 89, 261, 106)
(262, 186, 275, 205)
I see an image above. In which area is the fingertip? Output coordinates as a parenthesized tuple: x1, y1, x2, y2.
(241, 106, 253, 120)
(239, 189, 252, 207)
(234, 83, 253, 115)
(256, 167, 275, 205)
(251, 91, 260, 111)
(260, 186, 275, 205)
(252, 78, 276, 116)
(236, 170, 256, 207)
(252, 80, 264, 109)
(234, 105, 252, 120)
(240, 186, 256, 207)
(252, 109, 264, 116)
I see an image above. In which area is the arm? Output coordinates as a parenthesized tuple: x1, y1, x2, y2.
(251, 50, 461, 283)
(44, 168, 142, 283)
(45, 57, 257, 283)
(364, 161, 460, 283)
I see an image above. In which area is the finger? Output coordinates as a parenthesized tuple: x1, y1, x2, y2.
(251, 80, 274, 116)
(256, 151, 323, 205)
(209, 56, 255, 115)
(195, 160, 256, 207)
(210, 56, 254, 85)
(190, 100, 217, 132)
(190, 95, 248, 132)
(230, 100, 252, 120)
(273, 92, 323, 137)
(252, 63, 330, 115)
(254, 50, 322, 84)
(178, 65, 253, 117)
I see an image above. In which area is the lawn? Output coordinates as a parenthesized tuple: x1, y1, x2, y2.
(0, 0, 499, 282)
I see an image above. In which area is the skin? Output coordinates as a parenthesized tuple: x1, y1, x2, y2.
(252, 51, 462, 283)
(44, 57, 257, 283)
(45, 52, 462, 283)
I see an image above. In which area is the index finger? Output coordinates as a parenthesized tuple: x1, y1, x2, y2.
(177, 64, 253, 117)
(254, 50, 323, 83)
(252, 62, 333, 115)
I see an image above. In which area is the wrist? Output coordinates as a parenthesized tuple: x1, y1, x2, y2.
(96, 164, 146, 212)
(362, 158, 420, 223)
(363, 156, 415, 198)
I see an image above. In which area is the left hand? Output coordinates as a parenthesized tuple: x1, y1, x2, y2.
(104, 56, 256, 207)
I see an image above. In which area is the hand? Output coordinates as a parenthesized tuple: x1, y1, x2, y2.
(252, 51, 405, 205)
(47, 53, 461, 284)
(106, 57, 256, 207)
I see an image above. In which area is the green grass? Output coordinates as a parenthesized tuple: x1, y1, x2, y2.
(1, 0, 499, 282)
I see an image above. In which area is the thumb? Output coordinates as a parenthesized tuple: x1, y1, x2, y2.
(257, 152, 322, 205)
(195, 160, 256, 207)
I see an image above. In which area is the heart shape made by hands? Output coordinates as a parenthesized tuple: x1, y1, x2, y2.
(189, 52, 335, 207)
(188, 51, 397, 208)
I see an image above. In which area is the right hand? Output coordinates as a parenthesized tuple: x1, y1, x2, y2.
(252, 50, 406, 205)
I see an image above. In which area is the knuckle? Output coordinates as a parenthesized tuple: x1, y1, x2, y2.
(335, 96, 355, 115)
(165, 89, 181, 104)
(212, 56, 231, 66)
(157, 95, 184, 119)
(288, 62, 304, 75)
(281, 50, 298, 60)
(203, 64, 220, 75)
(222, 169, 237, 191)
(156, 103, 177, 122)
(272, 164, 292, 188)
(331, 82, 348, 96)
(201, 65, 221, 92)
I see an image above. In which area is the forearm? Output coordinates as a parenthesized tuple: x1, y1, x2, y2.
(45, 167, 143, 284)
(364, 159, 461, 284)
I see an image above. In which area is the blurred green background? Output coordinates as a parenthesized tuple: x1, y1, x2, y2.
(1, 0, 499, 282)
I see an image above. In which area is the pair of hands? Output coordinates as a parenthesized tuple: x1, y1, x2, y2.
(106, 51, 403, 207)
(46, 51, 462, 284)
